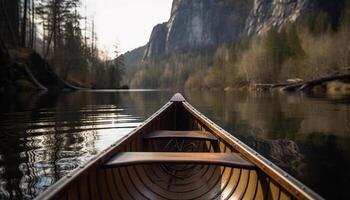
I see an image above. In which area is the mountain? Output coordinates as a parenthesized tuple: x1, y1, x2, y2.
(125, 0, 346, 62)
(142, 0, 314, 59)
(245, 0, 314, 35)
(144, 0, 253, 58)
(123, 45, 146, 66)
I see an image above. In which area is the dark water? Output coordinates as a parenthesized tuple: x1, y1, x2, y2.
(0, 90, 349, 199)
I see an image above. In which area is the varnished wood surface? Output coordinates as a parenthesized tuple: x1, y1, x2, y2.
(35, 94, 323, 200)
(144, 130, 217, 141)
(104, 152, 255, 169)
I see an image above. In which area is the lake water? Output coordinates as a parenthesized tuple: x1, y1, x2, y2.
(0, 90, 349, 199)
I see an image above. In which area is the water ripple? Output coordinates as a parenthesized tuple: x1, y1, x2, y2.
(0, 103, 144, 199)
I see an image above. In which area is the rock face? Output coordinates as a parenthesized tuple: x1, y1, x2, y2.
(144, 23, 168, 58)
(143, 0, 314, 59)
(145, 0, 252, 58)
(123, 45, 146, 66)
(246, 0, 314, 35)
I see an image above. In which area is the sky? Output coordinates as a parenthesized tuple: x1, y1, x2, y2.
(83, 0, 173, 55)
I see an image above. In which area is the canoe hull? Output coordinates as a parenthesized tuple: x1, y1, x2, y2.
(36, 95, 323, 200)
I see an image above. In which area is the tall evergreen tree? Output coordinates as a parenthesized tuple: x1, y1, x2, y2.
(0, 0, 20, 46)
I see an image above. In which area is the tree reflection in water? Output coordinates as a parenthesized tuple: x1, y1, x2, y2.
(0, 91, 169, 199)
(185, 90, 350, 199)
(0, 90, 349, 199)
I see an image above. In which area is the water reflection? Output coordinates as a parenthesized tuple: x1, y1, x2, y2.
(0, 90, 349, 199)
(0, 91, 172, 199)
(185, 91, 350, 199)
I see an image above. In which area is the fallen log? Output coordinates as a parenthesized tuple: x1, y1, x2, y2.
(24, 65, 48, 90)
(255, 73, 350, 92)
(254, 81, 303, 91)
(281, 83, 304, 92)
(298, 74, 350, 91)
(254, 81, 303, 89)
(272, 82, 303, 88)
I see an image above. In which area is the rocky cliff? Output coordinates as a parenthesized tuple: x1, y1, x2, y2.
(143, 0, 314, 59)
(123, 45, 146, 66)
(246, 0, 314, 35)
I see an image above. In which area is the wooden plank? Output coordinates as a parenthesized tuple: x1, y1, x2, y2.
(103, 152, 255, 169)
(144, 130, 217, 141)
(182, 102, 325, 200)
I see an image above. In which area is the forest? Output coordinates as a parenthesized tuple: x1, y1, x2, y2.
(0, 0, 125, 91)
(2, 0, 350, 92)
(125, 0, 350, 92)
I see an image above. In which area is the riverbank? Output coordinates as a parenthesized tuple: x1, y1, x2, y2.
(0, 48, 81, 92)
(0, 48, 130, 93)
(185, 71, 350, 97)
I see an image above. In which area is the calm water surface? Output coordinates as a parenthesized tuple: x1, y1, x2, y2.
(0, 90, 349, 199)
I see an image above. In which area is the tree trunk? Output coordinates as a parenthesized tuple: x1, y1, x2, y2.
(0, 34, 9, 57)
(53, 1, 57, 57)
(1, 0, 20, 46)
(30, 0, 35, 48)
(21, 0, 28, 47)
(347, 44, 350, 67)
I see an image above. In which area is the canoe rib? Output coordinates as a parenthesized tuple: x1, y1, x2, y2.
(144, 130, 217, 141)
(103, 152, 255, 169)
(34, 94, 324, 200)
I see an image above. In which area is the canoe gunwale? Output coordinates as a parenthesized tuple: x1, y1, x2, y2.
(182, 101, 324, 200)
(34, 94, 324, 200)
(35, 101, 174, 200)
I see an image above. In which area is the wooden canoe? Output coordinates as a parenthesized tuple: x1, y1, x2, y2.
(36, 93, 324, 200)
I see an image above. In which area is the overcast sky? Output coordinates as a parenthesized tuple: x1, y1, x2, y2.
(83, 0, 173, 55)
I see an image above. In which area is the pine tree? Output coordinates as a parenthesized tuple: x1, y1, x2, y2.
(0, 0, 20, 46)
(36, 0, 80, 57)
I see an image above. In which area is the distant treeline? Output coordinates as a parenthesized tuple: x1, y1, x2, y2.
(0, 0, 124, 89)
(125, 0, 350, 90)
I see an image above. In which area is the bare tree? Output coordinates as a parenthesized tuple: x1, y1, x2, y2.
(21, 0, 28, 47)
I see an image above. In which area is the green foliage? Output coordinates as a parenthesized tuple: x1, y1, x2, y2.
(136, 63, 162, 89)
(127, 53, 209, 89)
(244, 24, 306, 83)
(340, 0, 350, 29)
(264, 27, 285, 78)
(59, 18, 86, 79)
(127, 12, 349, 90)
(108, 55, 125, 88)
(34, 0, 125, 89)
(16, 79, 36, 89)
(315, 0, 345, 30)
(298, 0, 350, 33)
(284, 23, 305, 59)
(302, 12, 332, 35)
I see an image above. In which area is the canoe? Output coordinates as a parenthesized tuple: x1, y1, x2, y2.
(36, 93, 323, 200)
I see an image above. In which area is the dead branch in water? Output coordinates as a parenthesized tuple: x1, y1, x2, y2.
(298, 74, 350, 91)
(254, 73, 350, 92)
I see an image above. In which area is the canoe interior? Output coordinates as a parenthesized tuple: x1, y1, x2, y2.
(38, 101, 316, 200)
